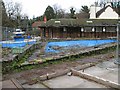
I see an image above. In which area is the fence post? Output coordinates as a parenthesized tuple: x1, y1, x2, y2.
(5, 27, 8, 41)
(114, 23, 120, 65)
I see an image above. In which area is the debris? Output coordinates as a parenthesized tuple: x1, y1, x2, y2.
(27, 79, 38, 85)
(67, 72, 72, 76)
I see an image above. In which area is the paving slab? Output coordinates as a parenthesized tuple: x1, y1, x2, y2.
(22, 83, 47, 88)
(43, 75, 108, 88)
(2, 80, 17, 88)
(79, 59, 119, 84)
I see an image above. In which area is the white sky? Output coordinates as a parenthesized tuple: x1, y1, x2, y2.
(3, 0, 96, 19)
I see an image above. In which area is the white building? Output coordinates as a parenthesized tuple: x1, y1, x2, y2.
(89, 2, 119, 19)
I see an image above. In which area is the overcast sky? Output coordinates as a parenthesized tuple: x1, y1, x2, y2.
(3, 0, 96, 19)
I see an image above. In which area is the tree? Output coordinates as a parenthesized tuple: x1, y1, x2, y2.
(53, 4, 66, 18)
(98, 1, 120, 16)
(5, 1, 22, 27)
(53, 4, 59, 18)
(14, 2, 22, 27)
(2, 0, 31, 29)
(81, 6, 90, 13)
(75, 5, 90, 19)
(70, 7, 76, 18)
(2, 1, 9, 27)
(20, 14, 29, 30)
(57, 9, 66, 18)
(44, 5, 55, 20)
(111, 1, 120, 16)
(39, 15, 44, 21)
(5, 1, 15, 19)
(2, 0, 16, 27)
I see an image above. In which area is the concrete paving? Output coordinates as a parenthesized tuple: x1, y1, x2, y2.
(2, 80, 18, 88)
(3, 59, 119, 89)
(79, 59, 119, 84)
(43, 75, 108, 88)
(22, 83, 48, 89)
(2, 78, 24, 89)
(41, 59, 119, 88)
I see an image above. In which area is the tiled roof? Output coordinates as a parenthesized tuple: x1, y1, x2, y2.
(32, 21, 44, 28)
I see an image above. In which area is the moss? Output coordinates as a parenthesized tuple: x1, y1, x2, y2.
(3, 44, 117, 74)
(40, 19, 118, 27)
(2, 46, 37, 74)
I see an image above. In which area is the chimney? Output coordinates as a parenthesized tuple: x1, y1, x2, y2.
(89, 4, 102, 19)
(44, 16, 47, 23)
(90, 5, 97, 19)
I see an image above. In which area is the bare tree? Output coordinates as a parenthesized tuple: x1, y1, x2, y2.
(57, 9, 66, 18)
(5, 1, 16, 19)
(53, 4, 66, 18)
(14, 2, 22, 27)
(5, 1, 22, 27)
(53, 4, 60, 17)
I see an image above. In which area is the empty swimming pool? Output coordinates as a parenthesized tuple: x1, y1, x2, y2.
(45, 39, 116, 53)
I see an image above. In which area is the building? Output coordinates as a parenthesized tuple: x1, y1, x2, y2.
(38, 2, 119, 39)
(89, 2, 120, 19)
(32, 21, 42, 30)
(39, 19, 118, 39)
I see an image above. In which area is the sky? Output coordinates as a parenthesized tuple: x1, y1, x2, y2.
(3, 0, 96, 19)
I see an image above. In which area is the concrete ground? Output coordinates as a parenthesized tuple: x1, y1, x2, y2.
(22, 83, 48, 89)
(43, 75, 108, 88)
(2, 80, 17, 88)
(35, 59, 119, 88)
(79, 59, 119, 84)
(2, 59, 119, 89)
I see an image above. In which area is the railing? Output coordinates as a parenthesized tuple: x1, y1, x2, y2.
(1, 27, 41, 41)
(2, 27, 16, 41)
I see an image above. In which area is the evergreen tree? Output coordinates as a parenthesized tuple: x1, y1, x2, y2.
(81, 6, 90, 13)
(44, 5, 55, 21)
(70, 7, 75, 18)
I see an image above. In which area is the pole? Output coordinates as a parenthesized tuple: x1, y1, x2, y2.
(114, 23, 120, 65)
(6, 27, 7, 41)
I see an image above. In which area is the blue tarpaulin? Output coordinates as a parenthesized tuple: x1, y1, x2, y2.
(45, 39, 116, 53)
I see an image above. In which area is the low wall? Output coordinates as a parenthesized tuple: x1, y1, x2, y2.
(2, 42, 42, 74)
(2, 42, 41, 62)
(16, 42, 41, 60)
(38, 63, 94, 81)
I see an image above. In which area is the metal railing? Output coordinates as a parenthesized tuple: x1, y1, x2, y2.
(1, 27, 41, 41)
(2, 27, 16, 41)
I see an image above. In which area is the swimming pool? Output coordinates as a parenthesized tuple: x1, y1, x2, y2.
(45, 39, 116, 53)
(0, 39, 36, 48)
